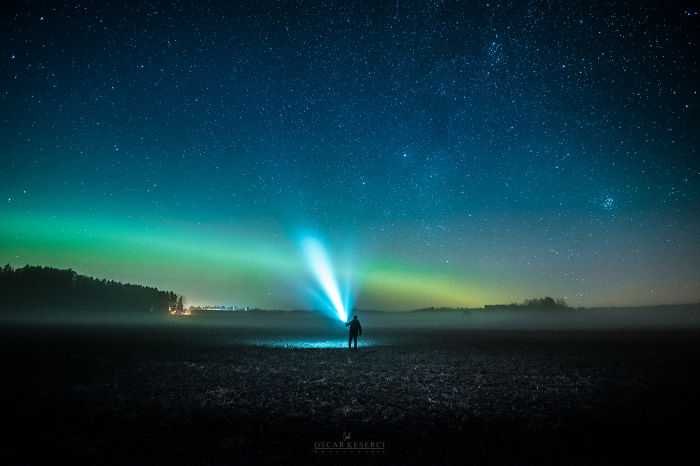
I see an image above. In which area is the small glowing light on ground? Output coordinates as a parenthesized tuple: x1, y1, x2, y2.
(250, 339, 355, 348)
(301, 237, 348, 322)
(247, 338, 378, 348)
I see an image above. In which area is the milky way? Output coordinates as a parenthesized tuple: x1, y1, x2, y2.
(1, 1, 698, 309)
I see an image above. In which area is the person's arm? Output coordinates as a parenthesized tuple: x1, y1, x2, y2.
(345, 321, 350, 326)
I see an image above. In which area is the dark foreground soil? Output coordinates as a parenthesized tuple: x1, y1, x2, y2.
(2, 318, 699, 465)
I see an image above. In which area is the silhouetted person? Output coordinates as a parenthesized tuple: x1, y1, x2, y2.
(345, 315, 362, 348)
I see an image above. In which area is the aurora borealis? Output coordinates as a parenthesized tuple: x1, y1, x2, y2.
(1, 1, 698, 310)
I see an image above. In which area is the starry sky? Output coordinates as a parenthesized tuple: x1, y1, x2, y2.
(1, 1, 698, 310)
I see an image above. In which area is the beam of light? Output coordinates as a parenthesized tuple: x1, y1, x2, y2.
(301, 237, 347, 322)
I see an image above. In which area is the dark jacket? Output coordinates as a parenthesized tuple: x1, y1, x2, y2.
(345, 318, 362, 336)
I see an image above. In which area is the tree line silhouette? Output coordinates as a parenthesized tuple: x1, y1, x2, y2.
(483, 297, 569, 310)
(0, 264, 176, 315)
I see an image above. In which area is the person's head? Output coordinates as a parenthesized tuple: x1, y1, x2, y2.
(353, 315, 357, 320)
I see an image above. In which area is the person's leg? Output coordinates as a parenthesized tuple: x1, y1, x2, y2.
(348, 335, 352, 348)
(353, 335, 357, 348)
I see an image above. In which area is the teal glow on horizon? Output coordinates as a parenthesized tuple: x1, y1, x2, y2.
(2, 207, 699, 310)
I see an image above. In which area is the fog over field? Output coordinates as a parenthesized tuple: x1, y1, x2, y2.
(5, 305, 700, 329)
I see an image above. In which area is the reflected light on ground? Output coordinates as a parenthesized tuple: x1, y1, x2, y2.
(248, 339, 376, 348)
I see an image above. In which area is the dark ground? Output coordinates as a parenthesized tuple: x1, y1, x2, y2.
(2, 313, 699, 465)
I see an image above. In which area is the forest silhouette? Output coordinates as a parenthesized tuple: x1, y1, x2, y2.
(0, 265, 175, 315)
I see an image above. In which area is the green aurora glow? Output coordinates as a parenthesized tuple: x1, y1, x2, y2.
(4, 208, 697, 309)
(1, 210, 510, 309)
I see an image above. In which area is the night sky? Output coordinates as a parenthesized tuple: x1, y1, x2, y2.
(1, 1, 698, 310)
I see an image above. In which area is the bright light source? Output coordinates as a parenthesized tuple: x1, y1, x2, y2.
(301, 237, 347, 322)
